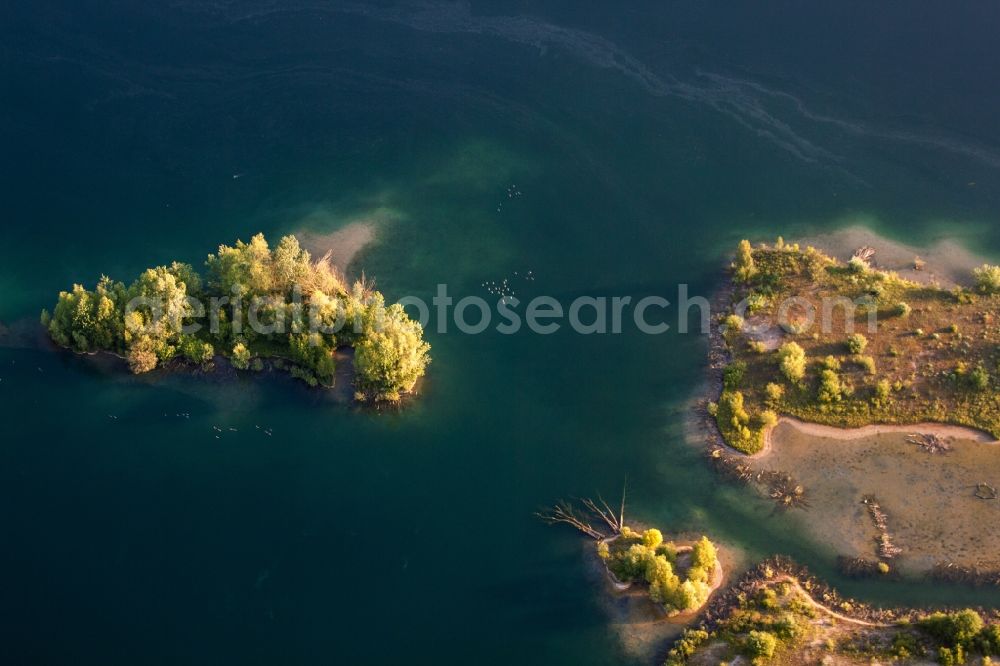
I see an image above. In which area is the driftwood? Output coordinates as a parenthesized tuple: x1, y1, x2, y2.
(975, 483, 998, 500)
(930, 562, 1000, 587)
(707, 448, 755, 483)
(862, 495, 901, 559)
(707, 449, 808, 509)
(906, 433, 951, 454)
(852, 246, 876, 265)
(837, 556, 884, 579)
(760, 470, 809, 510)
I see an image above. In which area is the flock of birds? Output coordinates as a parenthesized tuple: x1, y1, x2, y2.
(102, 410, 276, 439)
(481, 270, 536, 305)
(496, 183, 522, 213)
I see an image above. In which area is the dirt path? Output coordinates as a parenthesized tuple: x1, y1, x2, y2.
(773, 575, 893, 628)
(754, 416, 998, 458)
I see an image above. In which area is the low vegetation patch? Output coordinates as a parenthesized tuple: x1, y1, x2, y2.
(666, 560, 1000, 666)
(712, 239, 999, 453)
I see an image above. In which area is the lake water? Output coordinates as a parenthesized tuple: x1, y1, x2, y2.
(3, 2, 1000, 664)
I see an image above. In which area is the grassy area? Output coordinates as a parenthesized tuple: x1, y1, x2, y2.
(711, 239, 1000, 454)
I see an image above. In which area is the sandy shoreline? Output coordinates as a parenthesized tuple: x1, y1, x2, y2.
(799, 223, 993, 288)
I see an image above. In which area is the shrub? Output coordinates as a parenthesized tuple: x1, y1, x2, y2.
(747, 292, 769, 314)
(724, 360, 747, 390)
(818, 369, 844, 403)
(973, 264, 1000, 294)
(895, 302, 912, 318)
(848, 256, 868, 273)
(642, 528, 663, 549)
(664, 629, 709, 666)
(724, 314, 745, 332)
(976, 625, 1000, 654)
(856, 355, 876, 375)
(875, 379, 892, 401)
(919, 609, 984, 647)
(847, 333, 868, 354)
(758, 409, 779, 428)
(969, 365, 990, 391)
(891, 631, 921, 659)
(822, 355, 841, 371)
(715, 390, 764, 454)
(778, 342, 807, 383)
(765, 382, 785, 403)
(744, 630, 778, 662)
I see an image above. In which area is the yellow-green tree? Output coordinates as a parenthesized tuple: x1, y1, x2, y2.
(733, 240, 757, 283)
(355, 304, 431, 401)
(778, 341, 807, 383)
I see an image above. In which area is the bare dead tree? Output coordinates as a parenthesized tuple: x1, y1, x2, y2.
(537, 479, 628, 541)
(618, 475, 627, 529)
(535, 502, 606, 540)
(581, 496, 621, 534)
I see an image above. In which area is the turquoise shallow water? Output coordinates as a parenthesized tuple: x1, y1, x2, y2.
(3, 2, 1000, 664)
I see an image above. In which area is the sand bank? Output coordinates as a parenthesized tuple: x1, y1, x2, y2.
(799, 224, 993, 288)
(758, 420, 1000, 573)
(297, 220, 377, 274)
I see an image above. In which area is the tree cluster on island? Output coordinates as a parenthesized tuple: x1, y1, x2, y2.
(41, 233, 431, 402)
(536, 494, 720, 616)
(710, 238, 1000, 454)
(599, 527, 719, 615)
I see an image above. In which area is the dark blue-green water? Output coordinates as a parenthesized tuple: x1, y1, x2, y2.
(3, 2, 1000, 664)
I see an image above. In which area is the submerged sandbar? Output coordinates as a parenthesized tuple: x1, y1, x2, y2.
(762, 419, 1000, 574)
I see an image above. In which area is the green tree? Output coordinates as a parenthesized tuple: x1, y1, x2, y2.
(289, 332, 336, 385)
(127, 335, 159, 373)
(205, 233, 274, 295)
(231, 342, 251, 370)
(690, 536, 718, 573)
(179, 335, 214, 365)
(733, 240, 757, 283)
(272, 234, 312, 294)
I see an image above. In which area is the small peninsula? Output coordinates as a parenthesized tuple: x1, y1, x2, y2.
(696, 234, 1000, 577)
(710, 237, 999, 455)
(669, 557, 1000, 666)
(41, 233, 431, 402)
